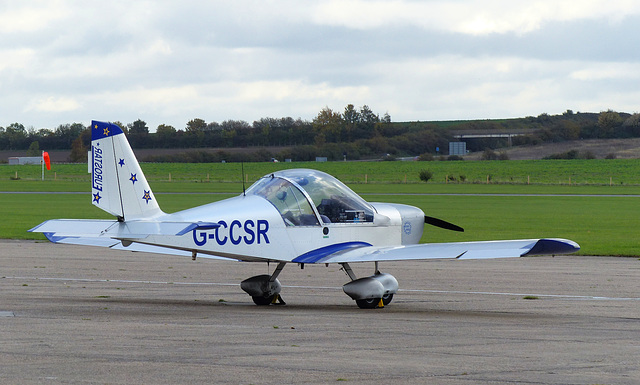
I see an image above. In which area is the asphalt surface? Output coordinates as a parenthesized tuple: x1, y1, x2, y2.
(2, 240, 640, 384)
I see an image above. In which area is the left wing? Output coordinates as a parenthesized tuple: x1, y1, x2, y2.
(293, 238, 580, 264)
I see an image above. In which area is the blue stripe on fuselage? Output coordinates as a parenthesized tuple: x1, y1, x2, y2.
(292, 242, 371, 264)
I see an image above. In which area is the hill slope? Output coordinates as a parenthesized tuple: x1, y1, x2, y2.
(465, 138, 640, 160)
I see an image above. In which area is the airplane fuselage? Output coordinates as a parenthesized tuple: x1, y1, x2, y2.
(135, 195, 425, 262)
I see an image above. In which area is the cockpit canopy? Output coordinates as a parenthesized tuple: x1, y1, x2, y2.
(246, 169, 375, 226)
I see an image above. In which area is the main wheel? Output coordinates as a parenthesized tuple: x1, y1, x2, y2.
(382, 293, 394, 306)
(252, 295, 275, 306)
(355, 298, 380, 309)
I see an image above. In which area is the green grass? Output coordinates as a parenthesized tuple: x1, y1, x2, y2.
(3, 158, 640, 187)
(3, 159, 640, 256)
(364, 194, 638, 257)
(6, 188, 638, 257)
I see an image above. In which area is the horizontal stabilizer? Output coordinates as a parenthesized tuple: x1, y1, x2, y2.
(30, 219, 221, 239)
(38, 233, 234, 261)
(29, 219, 236, 261)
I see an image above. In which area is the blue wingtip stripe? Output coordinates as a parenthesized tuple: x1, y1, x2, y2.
(523, 238, 580, 256)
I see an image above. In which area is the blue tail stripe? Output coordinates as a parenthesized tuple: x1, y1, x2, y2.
(91, 120, 124, 141)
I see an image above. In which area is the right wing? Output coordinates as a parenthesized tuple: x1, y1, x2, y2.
(292, 238, 580, 264)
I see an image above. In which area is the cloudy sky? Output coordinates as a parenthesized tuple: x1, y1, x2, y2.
(2, 0, 639, 131)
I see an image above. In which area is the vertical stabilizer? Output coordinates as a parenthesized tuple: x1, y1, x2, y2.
(90, 120, 163, 220)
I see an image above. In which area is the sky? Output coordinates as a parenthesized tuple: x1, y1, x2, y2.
(2, 0, 639, 131)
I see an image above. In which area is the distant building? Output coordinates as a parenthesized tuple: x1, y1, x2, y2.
(8, 157, 42, 165)
(448, 142, 467, 156)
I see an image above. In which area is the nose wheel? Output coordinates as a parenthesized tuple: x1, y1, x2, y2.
(251, 293, 286, 306)
(252, 295, 275, 306)
(242, 262, 287, 306)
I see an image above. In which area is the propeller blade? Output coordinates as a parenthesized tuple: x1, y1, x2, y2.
(424, 215, 464, 232)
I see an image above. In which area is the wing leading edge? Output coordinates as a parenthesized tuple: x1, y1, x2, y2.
(293, 238, 580, 264)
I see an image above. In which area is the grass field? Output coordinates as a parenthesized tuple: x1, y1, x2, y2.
(4, 158, 640, 187)
(2, 159, 639, 257)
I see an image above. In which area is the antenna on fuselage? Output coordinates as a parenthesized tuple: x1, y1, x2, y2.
(241, 162, 246, 196)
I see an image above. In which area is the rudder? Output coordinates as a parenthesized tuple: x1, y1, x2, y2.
(90, 120, 163, 220)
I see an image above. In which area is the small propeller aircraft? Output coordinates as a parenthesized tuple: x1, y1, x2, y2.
(30, 121, 580, 308)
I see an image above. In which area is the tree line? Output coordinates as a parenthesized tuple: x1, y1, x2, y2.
(1, 107, 639, 163)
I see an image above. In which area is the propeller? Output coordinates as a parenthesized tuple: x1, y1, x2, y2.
(424, 215, 464, 232)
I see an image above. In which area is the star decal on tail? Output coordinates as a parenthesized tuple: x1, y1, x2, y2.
(142, 190, 152, 204)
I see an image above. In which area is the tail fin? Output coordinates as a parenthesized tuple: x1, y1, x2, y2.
(90, 120, 163, 220)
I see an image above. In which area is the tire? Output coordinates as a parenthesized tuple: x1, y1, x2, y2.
(355, 298, 380, 309)
(382, 293, 394, 306)
(252, 295, 275, 306)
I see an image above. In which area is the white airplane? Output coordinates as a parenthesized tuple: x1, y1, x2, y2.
(30, 120, 580, 308)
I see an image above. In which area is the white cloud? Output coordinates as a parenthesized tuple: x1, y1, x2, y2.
(26, 96, 80, 113)
(0, 1, 67, 33)
(0, 48, 36, 72)
(312, 0, 640, 35)
(570, 63, 640, 81)
(0, 1, 639, 128)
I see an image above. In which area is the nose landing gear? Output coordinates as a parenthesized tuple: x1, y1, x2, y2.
(241, 262, 287, 306)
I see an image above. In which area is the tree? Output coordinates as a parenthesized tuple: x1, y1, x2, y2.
(156, 124, 177, 148)
(598, 110, 623, 138)
(206, 122, 221, 131)
(186, 118, 207, 132)
(156, 124, 176, 137)
(27, 141, 40, 156)
(622, 113, 640, 137)
(342, 104, 360, 142)
(343, 104, 360, 124)
(55, 123, 85, 141)
(69, 129, 91, 162)
(359, 105, 379, 124)
(313, 107, 343, 144)
(128, 119, 149, 135)
(219, 120, 249, 131)
(5, 123, 27, 149)
(126, 119, 149, 148)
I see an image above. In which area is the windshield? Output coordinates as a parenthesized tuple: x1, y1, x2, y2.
(247, 176, 319, 226)
(247, 169, 374, 224)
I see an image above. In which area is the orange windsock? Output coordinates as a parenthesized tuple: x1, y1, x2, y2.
(43, 151, 51, 170)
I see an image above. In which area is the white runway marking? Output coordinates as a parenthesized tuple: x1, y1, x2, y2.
(401, 288, 640, 301)
(5, 276, 640, 301)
